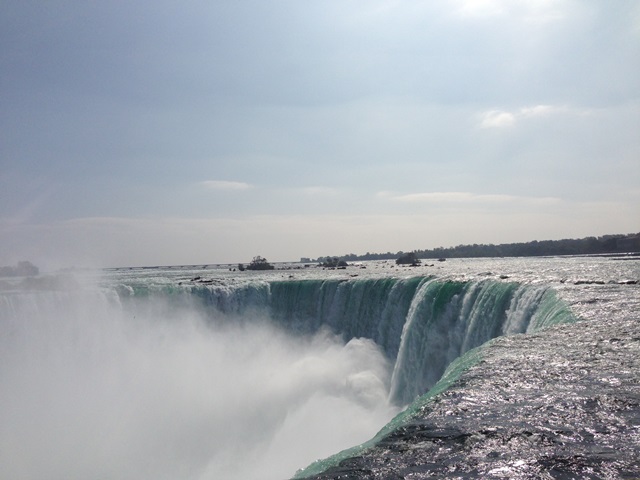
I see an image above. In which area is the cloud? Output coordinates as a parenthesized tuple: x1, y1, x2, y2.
(519, 105, 554, 117)
(479, 104, 572, 128)
(200, 181, 253, 191)
(479, 111, 517, 128)
(380, 191, 561, 205)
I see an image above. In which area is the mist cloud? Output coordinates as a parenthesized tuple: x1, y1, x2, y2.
(0, 282, 398, 479)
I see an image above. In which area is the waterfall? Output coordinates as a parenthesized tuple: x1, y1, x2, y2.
(121, 276, 575, 405)
(2, 275, 576, 408)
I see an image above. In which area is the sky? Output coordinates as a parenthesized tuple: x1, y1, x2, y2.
(1, 0, 639, 269)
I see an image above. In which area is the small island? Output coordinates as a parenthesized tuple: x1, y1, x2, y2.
(242, 256, 275, 271)
(396, 252, 421, 266)
(320, 256, 349, 268)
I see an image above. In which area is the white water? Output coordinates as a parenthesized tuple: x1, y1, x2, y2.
(0, 285, 398, 480)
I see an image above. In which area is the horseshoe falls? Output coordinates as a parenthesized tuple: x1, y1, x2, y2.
(1, 257, 638, 479)
(266, 277, 571, 405)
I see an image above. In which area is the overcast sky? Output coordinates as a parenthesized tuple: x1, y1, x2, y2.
(1, 0, 639, 268)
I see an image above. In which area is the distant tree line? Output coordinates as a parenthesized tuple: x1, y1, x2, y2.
(304, 233, 639, 262)
(413, 233, 640, 259)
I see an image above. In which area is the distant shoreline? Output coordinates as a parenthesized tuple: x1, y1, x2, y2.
(304, 232, 640, 264)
